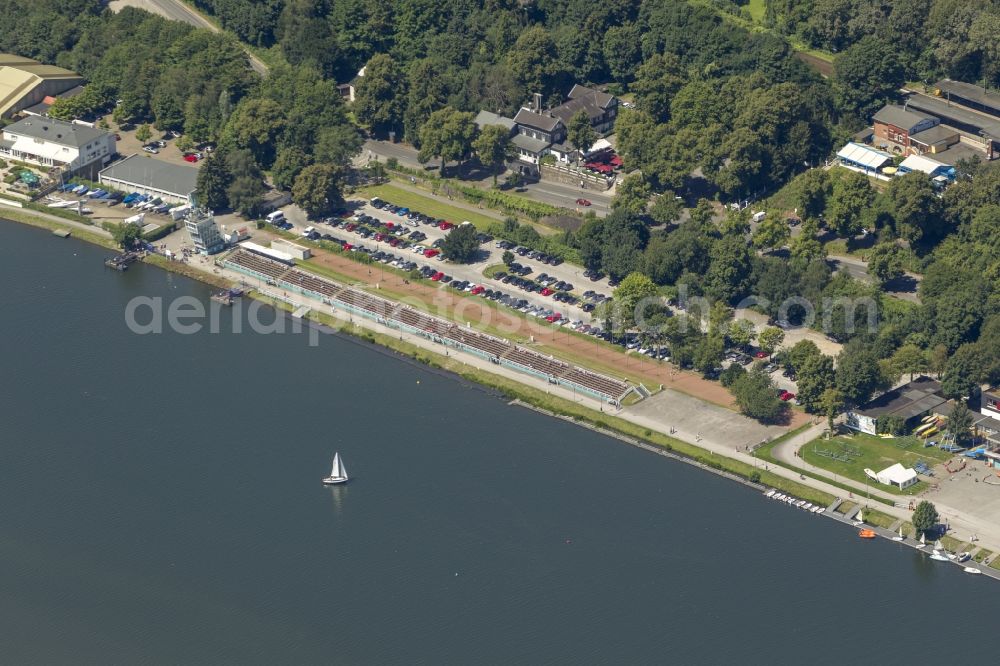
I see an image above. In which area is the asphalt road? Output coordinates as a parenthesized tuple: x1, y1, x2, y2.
(362, 139, 613, 217)
(107, 0, 268, 75)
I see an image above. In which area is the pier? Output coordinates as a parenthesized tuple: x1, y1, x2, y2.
(104, 252, 141, 271)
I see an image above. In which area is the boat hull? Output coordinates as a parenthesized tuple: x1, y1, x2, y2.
(322, 476, 348, 485)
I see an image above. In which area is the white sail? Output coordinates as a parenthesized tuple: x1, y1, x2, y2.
(899, 526, 904, 537)
(857, 510, 864, 523)
(337, 454, 347, 479)
(920, 533, 926, 544)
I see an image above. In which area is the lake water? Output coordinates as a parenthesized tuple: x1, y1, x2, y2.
(0, 219, 996, 664)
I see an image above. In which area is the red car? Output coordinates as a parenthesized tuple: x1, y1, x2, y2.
(345, 223, 357, 232)
(385, 221, 394, 228)
(431, 271, 444, 281)
(423, 248, 439, 258)
(183, 153, 199, 163)
(342, 243, 353, 251)
(439, 221, 454, 230)
(754, 351, 768, 359)
(541, 288, 553, 296)
(471, 285, 484, 295)
(388, 237, 399, 247)
(779, 391, 796, 402)
(576, 198, 592, 206)
(374, 233, 385, 241)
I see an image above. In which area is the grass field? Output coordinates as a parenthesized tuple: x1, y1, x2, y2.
(356, 183, 504, 230)
(802, 432, 952, 495)
(747, 0, 766, 23)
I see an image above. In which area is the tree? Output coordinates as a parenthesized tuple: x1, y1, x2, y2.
(602, 23, 642, 83)
(649, 194, 682, 226)
(110, 221, 143, 249)
(941, 343, 985, 399)
(836, 345, 887, 406)
(732, 366, 788, 423)
(195, 153, 233, 211)
(753, 215, 791, 253)
(473, 124, 515, 185)
(223, 98, 287, 168)
(612, 173, 651, 217)
(567, 110, 597, 163)
(502, 250, 515, 266)
(888, 343, 928, 381)
(403, 59, 447, 144)
(834, 36, 905, 120)
(793, 169, 832, 221)
(353, 53, 407, 137)
(912, 501, 939, 537)
(797, 354, 836, 413)
(790, 218, 826, 263)
(292, 164, 344, 218)
(612, 272, 659, 330)
(727, 319, 756, 350)
(787, 340, 821, 373)
(720, 363, 747, 388)
(819, 388, 844, 432)
(135, 123, 152, 144)
(506, 26, 561, 97)
(272, 147, 311, 192)
(887, 172, 944, 246)
(441, 224, 480, 264)
(758, 326, 785, 356)
(417, 107, 477, 176)
(866, 242, 905, 286)
(226, 176, 265, 217)
(631, 53, 685, 123)
(176, 135, 194, 154)
(828, 172, 874, 238)
(946, 401, 975, 446)
(694, 335, 726, 375)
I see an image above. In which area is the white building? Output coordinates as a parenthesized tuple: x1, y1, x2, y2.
(99, 154, 198, 205)
(875, 463, 919, 490)
(0, 116, 115, 177)
(185, 207, 224, 255)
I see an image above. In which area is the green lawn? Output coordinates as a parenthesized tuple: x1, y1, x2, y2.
(747, 0, 766, 23)
(356, 183, 504, 230)
(801, 432, 952, 495)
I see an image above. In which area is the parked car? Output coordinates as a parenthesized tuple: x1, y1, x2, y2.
(142, 146, 158, 154)
(575, 198, 591, 206)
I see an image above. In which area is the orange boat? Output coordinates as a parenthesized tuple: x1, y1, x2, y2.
(858, 529, 877, 539)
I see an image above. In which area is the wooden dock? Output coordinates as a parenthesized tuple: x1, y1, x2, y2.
(52, 229, 71, 238)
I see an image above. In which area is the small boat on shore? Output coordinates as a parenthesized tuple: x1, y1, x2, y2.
(892, 526, 904, 542)
(322, 452, 349, 485)
(929, 549, 949, 561)
(859, 529, 877, 539)
(917, 533, 926, 549)
(964, 566, 982, 575)
(764, 489, 775, 498)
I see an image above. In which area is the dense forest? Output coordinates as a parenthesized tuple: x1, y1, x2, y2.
(3, 0, 1000, 423)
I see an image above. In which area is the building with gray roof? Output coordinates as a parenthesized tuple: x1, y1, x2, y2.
(99, 154, 199, 204)
(0, 116, 115, 177)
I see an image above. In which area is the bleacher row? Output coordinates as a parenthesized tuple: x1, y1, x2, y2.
(224, 249, 290, 280)
(220, 248, 631, 403)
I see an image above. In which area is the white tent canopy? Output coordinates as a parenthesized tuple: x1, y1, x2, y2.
(876, 463, 918, 489)
(837, 142, 893, 170)
(898, 154, 946, 175)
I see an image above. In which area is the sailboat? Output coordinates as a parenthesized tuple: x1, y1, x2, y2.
(892, 526, 905, 542)
(322, 452, 349, 485)
(853, 510, 864, 526)
(917, 533, 926, 549)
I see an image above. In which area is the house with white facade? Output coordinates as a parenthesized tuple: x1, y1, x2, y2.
(0, 116, 115, 178)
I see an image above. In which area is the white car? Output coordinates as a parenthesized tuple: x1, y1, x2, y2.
(411, 245, 425, 254)
(142, 146, 158, 154)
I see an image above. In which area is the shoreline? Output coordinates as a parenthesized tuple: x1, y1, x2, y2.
(4, 206, 998, 575)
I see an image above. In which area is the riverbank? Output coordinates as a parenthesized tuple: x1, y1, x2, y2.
(4, 205, 999, 565)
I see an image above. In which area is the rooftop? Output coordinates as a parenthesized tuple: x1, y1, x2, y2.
(898, 154, 951, 175)
(567, 84, 615, 109)
(3, 116, 109, 148)
(837, 142, 893, 169)
(933, 79, 1000, 114)
(513, 108, 562, 133)
(511, 132, 551, 154)
(856, 376, 946, 421)
(873, 104, 936, 132)
(473, 110, 516, 132)
(0, 54, 82, 80)
(99, 154, 199, 197)
(909, 124, 959, 145)
(904, 94, 1000, 139)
